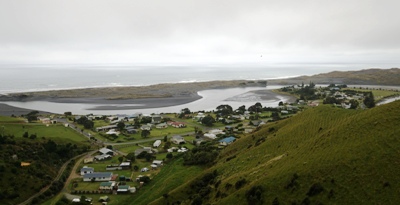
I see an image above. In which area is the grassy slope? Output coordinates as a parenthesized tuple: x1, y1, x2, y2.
(150, 101, 400, 204)
(118, 157, 204, 205)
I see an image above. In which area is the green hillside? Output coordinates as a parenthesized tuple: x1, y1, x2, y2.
(140, 101, 400, 205)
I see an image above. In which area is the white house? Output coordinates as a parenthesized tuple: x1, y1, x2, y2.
(83, 172, 113, 182)
(153, 140, 162, 148)
(152, 160, 163, 167)
(99, 148, 115, 156)
(80, 166, 94, 176)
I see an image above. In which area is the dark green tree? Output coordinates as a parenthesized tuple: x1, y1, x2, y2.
(117, 122, 125, 131)
(141, 130, 150, 138)
(201, 115, 215, 126)
(126, 152, 136, 162)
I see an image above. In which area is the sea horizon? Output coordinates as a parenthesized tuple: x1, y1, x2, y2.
(1, 63, 398, 94)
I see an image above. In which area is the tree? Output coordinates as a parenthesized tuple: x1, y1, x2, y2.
(133, 165, 139, 171)
(278, 101, 284, 106)
(141, 130, 150, 138)
(126, 152, 136, 162)
(140, 116, 152, 124)
(117, 122, 125, 131)
(163, 135, 168, 142)
(118, 156, 124, 163)
(166, 153, 173, 159)
(163, 141, 171, 150)
(349, 99, 359, 109)
(364, 92, 375, 108)
(23, 131, 29, 138)
(216, 104, 233, 116)
(64, 112, 72, 116)
(181, 108, 191, 114)
(201, 115, 215, 126)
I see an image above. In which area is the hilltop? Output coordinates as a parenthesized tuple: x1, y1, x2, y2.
(269, 68, 400, 85)
(127, 100, 400, 205)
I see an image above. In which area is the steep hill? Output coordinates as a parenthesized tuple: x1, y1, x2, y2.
(269, 68, 400, 85)
(141, 100, 400, 205)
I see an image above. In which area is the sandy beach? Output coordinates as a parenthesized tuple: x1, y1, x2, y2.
(0, 80, 271, 115)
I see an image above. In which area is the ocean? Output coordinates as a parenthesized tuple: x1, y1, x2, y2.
(0, 64, 397, 114)
(0, 63, 385, 94)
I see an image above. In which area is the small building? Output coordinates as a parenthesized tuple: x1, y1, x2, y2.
(80, 166, 94, 176)
(117, 185, 131, 193)
(119, 162, 131, 170)
(106, 164, 122, 171)
(83, 172, 113, 182)
(153, 140, 162, 148)
(152, 160, 163, 167)
(135, 147, 153, 156)
(96, 125, 118, 132)
(140, 124, 152, 131)
(151, 115, 162, 124)
(99, 182, 115, 190)
(83, 157, 94, 164)
(99, 148, 115, 156)
(219, 136, 236, 146)
(126, 128, 137, 134)
(94, 154, 112, 161)
(169, 121, 186, 128)
(281, 110, 289, 114)
(171, 135, 185, 144)
(156, 123, 168, 129)
(141, 167, 149, 172)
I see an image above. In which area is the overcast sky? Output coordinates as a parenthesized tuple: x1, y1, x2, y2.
(0, 0, 400, 65)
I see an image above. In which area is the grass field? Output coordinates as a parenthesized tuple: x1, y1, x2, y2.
(343, 88, 399, 101)
(1, 119, 89, 144)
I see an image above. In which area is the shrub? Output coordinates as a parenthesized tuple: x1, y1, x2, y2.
(235, 178, 247, 189)
(306, 183, 324, 197)
(245, 185, 264, 205)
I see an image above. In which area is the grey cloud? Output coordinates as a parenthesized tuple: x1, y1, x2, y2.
(0, 0, 399, 64)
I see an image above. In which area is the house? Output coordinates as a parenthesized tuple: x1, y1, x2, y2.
(152, 160, 163, 167)
(193, 112, 205, 121)
(99, 182, 115, 190)
(203, 133, 217, 140)
(151, 115, 162, 124)
(119, 162, 131, 170)
(141, 167, 149, 172)
(37, 117, 52, 124)
(153, 140, 162, 148)
(167, 147, 179, 153)
(80, 166, 94, 175)
(168, 121, 186, 128)
(96, 125, 118, 132)
(135, 147, 153, 156)
(94, 154, 112, 161)
(83, 172, 113, 182)
(126, 128, 137, 134)
(140, 124, 152, 131)
(209, 129, 225, 135)
(171, 135, 185, 144)
(281, 110, 289, 114)
(117, 185, 131, 193)
(99, 148, 115, 156)
(219, 136, 236, 146)
(106, 164, 122, 171)
(106, 129, 120, 135)
(84, 157, 94, 164)
(156, 123, 168, 129)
